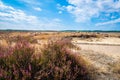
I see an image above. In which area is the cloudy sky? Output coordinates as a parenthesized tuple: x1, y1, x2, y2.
(0, 0, 120, 30)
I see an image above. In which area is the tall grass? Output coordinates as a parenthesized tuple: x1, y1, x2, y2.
(0, 39, 92, 80)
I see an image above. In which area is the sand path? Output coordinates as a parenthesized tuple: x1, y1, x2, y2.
(72, 38, 120, 80)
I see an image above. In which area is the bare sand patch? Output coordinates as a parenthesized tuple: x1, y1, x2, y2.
(72, 37, 120, 80)
(72, 37, 120, 45)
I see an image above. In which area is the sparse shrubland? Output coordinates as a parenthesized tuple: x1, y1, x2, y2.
(1, 31, 120, 80)
(0, 38, 92, 80)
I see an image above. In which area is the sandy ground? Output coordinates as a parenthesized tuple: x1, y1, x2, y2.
(72, 37, 120, 80)
(72, 37, 120, 45)
(72, 37, 120, 59)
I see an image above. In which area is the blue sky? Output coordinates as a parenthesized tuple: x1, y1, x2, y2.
(0, 0, 120, 30)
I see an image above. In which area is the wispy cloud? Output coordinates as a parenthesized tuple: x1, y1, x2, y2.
(64, 0, 120, 23)
(57, 4, 65, 14)
(0, 1, 38, 24)
(34, 7, 42, 11)
(16, 0, 42, 12)
(0, 1, 65, 30)
(16, 0, 41, 6)
(0, 1, 14, 10)
(96, 18, 120, 26)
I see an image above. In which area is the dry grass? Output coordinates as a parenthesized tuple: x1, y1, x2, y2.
(0, 39, 8, 47)
(1, 31, 120, 41)
(112, 60, 120, 75)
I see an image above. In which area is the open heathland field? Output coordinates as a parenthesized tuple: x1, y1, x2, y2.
(0, 31, 120, 80)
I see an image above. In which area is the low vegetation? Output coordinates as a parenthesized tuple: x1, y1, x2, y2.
(112, 60, 120, 77)
(0, 38, 92, 80)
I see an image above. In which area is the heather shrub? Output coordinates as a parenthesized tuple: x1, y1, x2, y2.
(8, 36, 37, 44)
(35, 39, 91, 80)
(0, 41, 41, 80)
(0, 39, 92, 80)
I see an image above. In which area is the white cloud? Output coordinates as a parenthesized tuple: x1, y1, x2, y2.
(58, 11, 62, 14)
(0, 6, 38, 24)
(65, 0, 120, 22)
(0, 1, 65, 30)
(57, 4, 65, 14)
(34, 7, 42, 11)
(52, 18, 61, 22)
(0, 1, 14, 10)
(0, 0, 38, 23)
(16, 0, 41, 6)
(57, 4, 65, 11)
(96, 18, 120, 26)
